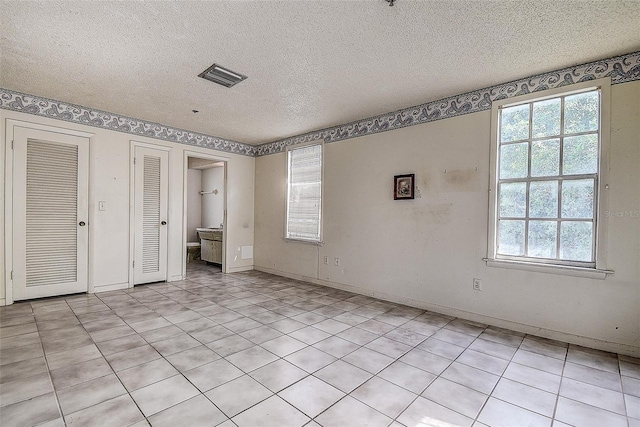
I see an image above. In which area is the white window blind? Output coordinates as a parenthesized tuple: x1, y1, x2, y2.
(142, 155, 161, 273)
(286, 143, 322, 242)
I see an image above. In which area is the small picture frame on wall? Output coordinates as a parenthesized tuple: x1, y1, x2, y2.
(394, 174, 415, 200)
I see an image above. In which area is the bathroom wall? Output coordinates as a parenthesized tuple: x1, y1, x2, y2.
(186, 168, 202, 242)
(254, 80, 640, 356)
(202, 166, 225, 228)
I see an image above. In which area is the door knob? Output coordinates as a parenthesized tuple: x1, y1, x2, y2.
(79, 221, 86, 226)
(161, 221, 167, 225)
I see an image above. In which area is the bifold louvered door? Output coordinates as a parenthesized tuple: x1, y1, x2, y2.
(12, 127, 89, 301)
(133, 146, 168, 284)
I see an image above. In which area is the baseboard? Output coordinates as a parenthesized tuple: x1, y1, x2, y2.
(227, 265, 254, 273)
(254, 266, 640, 358)
(91, 282, 130, 293)
(169, 275, 184, 282)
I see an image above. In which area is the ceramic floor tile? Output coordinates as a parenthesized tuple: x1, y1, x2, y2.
(554, 396, 628, 427)
(288, 326, 332, 345)
(314, 360, 372, 393)
(398, 396, 474, 427)
(560, 377, 626, 414)
(384, 327, 429, 347)
(365, 336, 411, 359)
(250, 359, 309, 392)
(96, 334, 148, 356)
(190, 324, 236, 344)
(399, 348, 452, 375)
(567, 346, 619, 374)
(477, 397, 551, 427)
(478, 328, 524, 348)
(206, 334, 254, 357)
(378, 360, 436, 394)
(151, 333, 201, 356)
(0, 392, 61, 427)
(205, 374, 273, 417)
(130, 374, 200, 417)
(148, 394, 228, 427)
(0, 342, 44, 366)
(105, 344, 162, 371)
(512, 349, 565, 375)
(315, 395, 392, 427)
(312, 336, 359, 358)
(284, 346, 337, 373)
(261, 335, 307, 357)
(492, 377, 557, 417)
(56, 373, 127, 415)
(468, 337, 517, 360)
(441, 362, 500, 395)
(458, 348, 510, 375)
(240, 325, 283, 344)
(165, 345, 220, 372)
(0, 372, 53, 407)
(431, 328, 476, 347)
(620, 360, 640, 379)
(336, 327, 380, 345)
(625, 393, 640, 419)
(342, 346, 395, 374)
(417, 337, 466, 360)
(519, 336, 567, 359)
(50, 357, 114, 391)
(622, 375, 640, 397)
(422, 377, 488, 419)
(278, 375, 345, 418)
(0, 356, 48, 384)
(184, 358, 244, 392)
(502, 361, 562, 394)
(232, 395, 310, 427)
(269, 318, 307, 334)
(117, 358, 179, 391)
(226, 345, 279, 372)
(563, 361, 622, 392)
(66, 394, 145, 427)
(352, 376, 417, 418)
(0, 331, 41, 350)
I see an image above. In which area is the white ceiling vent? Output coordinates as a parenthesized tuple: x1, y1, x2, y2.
(198, 63, 247, 88)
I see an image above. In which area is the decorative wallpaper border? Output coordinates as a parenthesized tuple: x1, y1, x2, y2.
(0, 90, 257, 157)
(1, 51, 639, 158)
(255, 50, 640, 156)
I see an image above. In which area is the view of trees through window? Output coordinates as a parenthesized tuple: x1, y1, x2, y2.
(497, 90, 600, 264)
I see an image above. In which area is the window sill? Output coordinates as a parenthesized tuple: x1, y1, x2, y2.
(284, 238, 323, 246)
(483, 258, 614, 280)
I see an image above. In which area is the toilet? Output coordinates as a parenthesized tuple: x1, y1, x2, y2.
(186, 241, 201, 263)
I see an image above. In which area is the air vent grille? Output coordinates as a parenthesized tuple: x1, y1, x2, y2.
(198, 63, 247, 88)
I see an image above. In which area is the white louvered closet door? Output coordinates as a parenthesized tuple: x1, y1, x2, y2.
(13, 127, 89, 301)
(133, 146, 169, 285)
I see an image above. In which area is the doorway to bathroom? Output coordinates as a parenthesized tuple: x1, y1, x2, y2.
(183, 152, 227, 278)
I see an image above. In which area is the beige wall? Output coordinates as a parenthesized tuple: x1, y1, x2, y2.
(254, 81, 640, 356)
(1, 110, 255, 302)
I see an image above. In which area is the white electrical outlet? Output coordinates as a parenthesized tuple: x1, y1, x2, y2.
(473, 278, 482, 291)
(324, 256, 329, 265)
(334, 257, 340, 266)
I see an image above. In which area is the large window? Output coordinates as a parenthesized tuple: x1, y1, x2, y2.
(488, 79, 611, 274)
(286, 143, 323, 242)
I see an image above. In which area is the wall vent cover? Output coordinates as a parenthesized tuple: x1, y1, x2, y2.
(198, 63, 247, 88)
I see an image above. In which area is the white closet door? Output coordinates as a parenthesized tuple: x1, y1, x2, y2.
(13, 127, 89, 300)
(133, 146, 168, 284)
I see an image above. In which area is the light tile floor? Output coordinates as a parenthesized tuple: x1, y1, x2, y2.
(1, 261, 639, 427)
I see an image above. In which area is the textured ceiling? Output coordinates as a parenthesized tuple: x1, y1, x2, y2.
(1, 1, 639, 146)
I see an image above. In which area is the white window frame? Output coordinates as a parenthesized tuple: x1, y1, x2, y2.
(486, 78, 613, 279)
(285, 141, 324, 244)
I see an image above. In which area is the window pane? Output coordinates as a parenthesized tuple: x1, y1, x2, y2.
(560, 221, 593, 262)
(532, 98, 561, 137)
(529, 181, 558, 218)
(561, 179, 594, 219)
(564, 91, 599, 134)
(500, 104, 530, 142)
(498, 220, 525, 256)
(531, 139, 559, 177)
(287, 144, 322, 241)
(499, 142, 528, 179)
(528, 221, 557, 258)
(499, 182, 527, 218)
(563, 134, 598, 175)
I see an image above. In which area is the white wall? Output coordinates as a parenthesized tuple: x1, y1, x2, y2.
(1, 109, 255, 302)
(186, 169, 202, 242)
(254, 81, 640, 356)
(202, 166, 225, 229)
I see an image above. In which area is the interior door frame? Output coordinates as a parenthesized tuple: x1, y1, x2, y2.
(3, 119, 94, 305)
(128, 140, 172, 288)
(182, 150, 228, 278)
